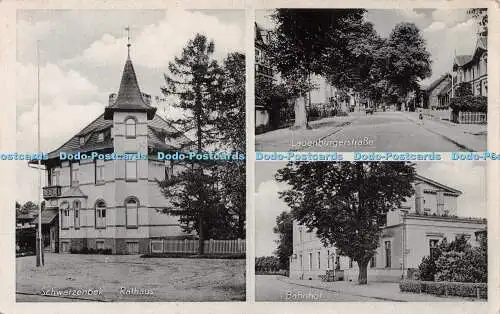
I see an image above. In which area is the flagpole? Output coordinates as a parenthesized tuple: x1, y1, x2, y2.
(451, 49, 456, 98)
(36, 40, 43, 267)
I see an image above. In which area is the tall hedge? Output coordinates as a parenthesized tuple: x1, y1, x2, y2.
(449, 95, 487, 113)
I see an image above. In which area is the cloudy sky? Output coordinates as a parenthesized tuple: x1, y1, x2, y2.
(256, 8, 481, 86)
(255, 161, 487, 257)
(16, 9, 244, 203)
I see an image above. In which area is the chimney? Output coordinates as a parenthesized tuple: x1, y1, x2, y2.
(108, 93, 117, 106)
(436, 190, 444, 215)
(414, 182, 424, 214)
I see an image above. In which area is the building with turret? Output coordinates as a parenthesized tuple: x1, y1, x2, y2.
(31, 50, 193, 254)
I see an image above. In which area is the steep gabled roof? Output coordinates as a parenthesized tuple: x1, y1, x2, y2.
(437, 81, 452, 97)
(477, 36, 487, 50)
(415, 174, 462, 195)
(425, 73, 451, 93)
(453, 55, 473, 68)
(40, 113, 193, 162)
(104, 55, 156, 120)
(472, 36, 487, 60)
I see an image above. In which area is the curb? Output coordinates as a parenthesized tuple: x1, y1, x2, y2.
(403, 116, 477, 151)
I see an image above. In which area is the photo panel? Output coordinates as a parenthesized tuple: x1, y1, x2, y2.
(255, 161, 487, 303)
(255, 9, 488, 153)
(15, 9, 246, 302)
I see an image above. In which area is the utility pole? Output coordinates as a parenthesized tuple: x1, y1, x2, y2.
(36, 40, 44, 267)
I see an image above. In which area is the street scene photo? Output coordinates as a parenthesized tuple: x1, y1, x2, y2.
(255, 161, 487, 302)
(15, 9, 246, 302)
(255, 9, 488, 152)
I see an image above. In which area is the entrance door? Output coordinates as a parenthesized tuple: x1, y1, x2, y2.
(126, 242, 139, 254)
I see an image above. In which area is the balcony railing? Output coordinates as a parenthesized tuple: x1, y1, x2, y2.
(42, 186, 61, 199)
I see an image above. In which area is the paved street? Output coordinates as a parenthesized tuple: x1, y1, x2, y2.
(256, 111, 486, 152)
(256, 275, 384, 302)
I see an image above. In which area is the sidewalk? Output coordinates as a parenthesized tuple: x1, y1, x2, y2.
(280, 277, 481, 302)
(401, 112, 486, 151)
(255, 115, 358, 151)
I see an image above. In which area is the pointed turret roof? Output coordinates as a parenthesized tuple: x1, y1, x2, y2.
(104, 55, 156, 120)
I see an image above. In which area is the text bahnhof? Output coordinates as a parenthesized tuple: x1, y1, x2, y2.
(0, 151, 245, 161)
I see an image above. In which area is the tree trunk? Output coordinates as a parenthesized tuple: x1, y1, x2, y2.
(357, 260, 369, 285)
(291, 94, 309, 130)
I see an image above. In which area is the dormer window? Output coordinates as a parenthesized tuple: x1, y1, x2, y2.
(97, 132, 104, 142)
(79, 137, 85, 146)
(125, 118, 136, 138)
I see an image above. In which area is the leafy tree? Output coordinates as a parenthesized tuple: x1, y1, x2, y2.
(276, 162, 416, 284)
(216, 161, 246, 239)
(216, 52, 246, 152)
(269, 9, 367, 129)
(159, 162, 235, 241)
(211, 52, 246, 240)
(160, 34, 243, 252)
(273, 211, 293, 270)
(20, 201, 38, 214)
(384, 22, 432, 103)
(162, 33, 223, 151)
(468, 8, 488, 37)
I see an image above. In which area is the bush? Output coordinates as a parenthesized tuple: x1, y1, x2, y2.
(255, 256, 280, 272)
(435, 247, 487, 283)
(416, 235, 474, 282)
(449, 95, 487, 113)
(417, 255, 437, 281)
(400, 280, 487, 299)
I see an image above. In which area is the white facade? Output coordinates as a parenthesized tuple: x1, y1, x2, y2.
(289, 175, 486, 282)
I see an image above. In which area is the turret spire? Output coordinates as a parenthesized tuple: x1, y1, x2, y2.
(103, 29, 157, 120)
(125, 26, 131, 59)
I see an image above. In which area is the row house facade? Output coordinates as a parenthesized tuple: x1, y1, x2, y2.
(452, 36, 488, 97)
(289, 174, 486, 282)
(31, 52, 193, 254)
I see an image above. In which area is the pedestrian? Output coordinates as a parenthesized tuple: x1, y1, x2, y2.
(418, 108, 424, 125)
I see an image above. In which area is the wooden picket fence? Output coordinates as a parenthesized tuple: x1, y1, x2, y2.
(150, 238, 245, 255)
(457, 112, 487, 124)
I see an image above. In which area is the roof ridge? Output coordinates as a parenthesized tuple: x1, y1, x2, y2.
(47, 113, 105, 155)
(415, 174, 462, 195)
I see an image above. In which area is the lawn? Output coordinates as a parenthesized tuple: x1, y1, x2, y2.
(16, 253, 245, 302)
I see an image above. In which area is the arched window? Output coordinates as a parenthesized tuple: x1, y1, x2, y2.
(95, 200, 106, 229)
(73, 200, 80, 229)
(125, 118, 136, 138)
(60, 202, 70, 229)
(125, 197, 138, 228)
